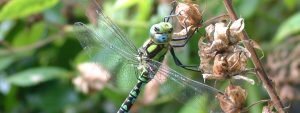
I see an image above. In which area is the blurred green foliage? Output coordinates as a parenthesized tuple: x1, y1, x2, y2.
(0, 0, 300, 113)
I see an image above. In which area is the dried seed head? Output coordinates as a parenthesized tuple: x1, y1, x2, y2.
(267, 37, 300, 102)
(199, 18, 254, 84)
(217, 85, 247, 113)
(199, 38, 215, 73)
(175, 2, 203, 28)
(212, 54, 229, 78)
(229, 18, 244, 36)
(279, 84, 300, 102)
(262, 101, 275, 113)
(205, 24, 215, 42)
(289, 59, 300, 84)
(226, 50, 248, 74)
(204, 18, 245, 52)
(73, 63, 111, 94)
(209, 22, 229, 51)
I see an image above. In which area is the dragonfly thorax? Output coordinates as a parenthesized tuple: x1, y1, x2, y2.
(136, 49, 151, 72)
(150, 22, 173, 44)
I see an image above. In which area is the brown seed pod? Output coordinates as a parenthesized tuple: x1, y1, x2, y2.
(174, 2, 203, 28)
(209, 22, 230, 51)
(267, 37, 300, 102)
(216, 85, 247, 113)
(227, 47, 249, 75)
(198, 37, 215, 73)
(200, 19, 255, 84)
(171, 1, 203, 40)
(206, 18, 245, 52)
(212, 54, 229, 79)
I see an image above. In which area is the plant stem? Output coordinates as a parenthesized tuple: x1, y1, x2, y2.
(223, 0, 285, 113)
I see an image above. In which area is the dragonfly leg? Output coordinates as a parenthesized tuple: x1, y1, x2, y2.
(163, 1, 178, 22)
(171, 19, 198, 47)
(171, 28, 196, 47)
(169, 47, 201, 72)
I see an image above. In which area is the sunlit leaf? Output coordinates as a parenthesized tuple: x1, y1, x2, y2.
(273, 13, 300, 44)
(284, 0, 296, 10)
(179, 95, 209, 113)
(235, 0, 259, 18)
(7, 67, 67, 87)
(26, 84, 79, 113)
(0, 74, 11, 95)
(246, 76, 263, 113)
(0, 56, 14, 71)
(12, 22, 46, 47)
(0, 0, 58, 21)
(113, 0, 139, 11)
(0, 20, 15, 40)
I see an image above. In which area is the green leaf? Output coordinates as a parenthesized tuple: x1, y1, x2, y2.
(273, 13, 300, 44)
(113, 0, 139, 11)
(235, 0, 259, 18)
(246, 77, 264, 113)
(12, 22, 46, 47)
(284, 0, 296, 10)
(0, 0, 59, 21)
(0, 20, 15, 40)
(7, 67, 67, 87)
(179, 95, 209, 113)
(0, 56, 15, 71)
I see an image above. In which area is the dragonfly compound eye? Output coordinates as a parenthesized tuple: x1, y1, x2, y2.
(152, 34, 170, 44)
(160, 22, 173, 34)
(150, 24, 162, 34)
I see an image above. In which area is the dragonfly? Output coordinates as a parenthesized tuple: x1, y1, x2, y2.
(74, 3, 223, 113)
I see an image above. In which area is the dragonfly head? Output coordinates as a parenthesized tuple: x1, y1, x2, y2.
(150, 22, 173, 44)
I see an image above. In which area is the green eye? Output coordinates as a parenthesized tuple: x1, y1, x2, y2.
(159, 22, 173, 33)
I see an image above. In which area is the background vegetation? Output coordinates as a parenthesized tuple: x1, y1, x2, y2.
(0, 0, 300, 113)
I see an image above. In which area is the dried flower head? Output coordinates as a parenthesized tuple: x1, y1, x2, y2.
(207, 18, 245, 52)
(170, 1, 203, 40)
(174, 2, 203, 28)
(262, 101, 275, 113)
(267, 37, 300, 102)
(199, 18, 255, 84)
(73, 62, 111, 94)
(217, 85, 247, 113)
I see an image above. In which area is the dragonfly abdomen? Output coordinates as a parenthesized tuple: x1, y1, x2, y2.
(117, 72, 151, 113)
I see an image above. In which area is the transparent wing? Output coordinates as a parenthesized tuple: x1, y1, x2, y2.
(74, 22, 138, 64)
(73, 3, 141, 94)
(74, 3, 139, 63)
(114, 62, 141, 92)
(148, 59, 222, 111)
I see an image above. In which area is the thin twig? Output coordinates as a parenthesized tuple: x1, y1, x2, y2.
(223, 0, 285, 113)
(0, 32, 63, 56)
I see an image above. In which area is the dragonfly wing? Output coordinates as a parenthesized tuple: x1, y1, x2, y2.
(74, 22, 137, 63)
(148, 59, 222, 112)
(74, 3, 141, 96)
(115, 62, 141, 92)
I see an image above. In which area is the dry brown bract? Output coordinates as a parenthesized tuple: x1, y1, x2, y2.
(199, 18, 254, 84)
(267, 37, 300, 102)
(217, 85, 247, 113)
(171, 1, 203, 38)
(73, 62, 111, 94)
